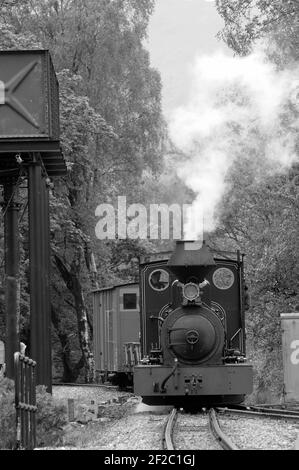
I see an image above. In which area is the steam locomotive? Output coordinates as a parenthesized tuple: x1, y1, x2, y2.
(92, 240, 253, 408)
(134, 240, 253, 408)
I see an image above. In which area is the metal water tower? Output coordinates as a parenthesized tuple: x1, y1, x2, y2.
(0, 50, 67, 391)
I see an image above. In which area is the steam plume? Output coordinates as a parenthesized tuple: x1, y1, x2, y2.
(169, 46, 299, 237)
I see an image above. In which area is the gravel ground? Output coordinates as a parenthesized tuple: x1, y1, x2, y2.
(48, 386, 171, 450)
(88, 413, 167, 450)
(53, 385, 132, 404)
(174, 412, 221, 450)
(218, 413, 299, 450)
(61, 403, 171, 450)
(48, 387, 299, 450)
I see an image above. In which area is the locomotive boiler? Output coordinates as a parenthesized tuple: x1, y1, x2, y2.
(134, 240, 253, 409)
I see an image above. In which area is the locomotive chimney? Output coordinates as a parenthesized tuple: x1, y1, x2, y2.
(167, 240, 215, 283)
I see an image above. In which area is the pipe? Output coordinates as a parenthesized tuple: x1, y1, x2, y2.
(160, 359, 178, 393)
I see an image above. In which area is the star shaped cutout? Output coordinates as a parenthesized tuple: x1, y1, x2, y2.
(0, 60, 40, 129)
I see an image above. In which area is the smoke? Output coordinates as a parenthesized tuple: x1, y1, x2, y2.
(169, 46, 299, 237)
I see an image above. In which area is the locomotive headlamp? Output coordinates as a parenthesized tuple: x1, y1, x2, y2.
(183, 282, 200, 301)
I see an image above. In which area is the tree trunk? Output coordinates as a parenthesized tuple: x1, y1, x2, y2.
(51, 304, 84, 382)
(71, 275, 95, 383)
(54, 255, 95, 383)
(84, 242, 99, 339)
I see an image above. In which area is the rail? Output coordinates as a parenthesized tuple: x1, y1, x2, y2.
(162, 408, 177, 450)
(217, 405, 299, 420)
(209, 408, 238, 450)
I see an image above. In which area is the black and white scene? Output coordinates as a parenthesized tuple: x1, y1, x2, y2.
(0, 0, 299, 454)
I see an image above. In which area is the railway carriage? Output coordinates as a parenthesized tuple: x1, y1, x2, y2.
(92, 282, 141, 386)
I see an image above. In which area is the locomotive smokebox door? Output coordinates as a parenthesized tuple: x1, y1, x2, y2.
(168, 240, 215, 282)
(0, 50, 60, 143)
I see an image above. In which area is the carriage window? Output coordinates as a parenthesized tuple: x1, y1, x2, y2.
(123, 293, 137, 310)
(149, 269, 170, 292)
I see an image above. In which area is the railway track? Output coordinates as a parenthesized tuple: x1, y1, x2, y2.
(217, 405, 299, 421)
(216, 406, 299, 450)
(161, 405, 299, 451)
(162, 408, 238, 450)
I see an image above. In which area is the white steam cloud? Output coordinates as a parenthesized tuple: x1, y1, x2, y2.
(169, 47, 299, 237)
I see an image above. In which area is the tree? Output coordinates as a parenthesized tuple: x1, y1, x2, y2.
(0, 0, 170, 381)
(212, 141, 299, 398)
(211, 0, 299, 399)
(216, 0, 299, 64)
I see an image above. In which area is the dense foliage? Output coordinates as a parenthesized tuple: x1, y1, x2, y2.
(0, 0, 192, 381)
(216, 0, 299, 62)
(0, 377, 67, 449)
(214, 0, 299, 400)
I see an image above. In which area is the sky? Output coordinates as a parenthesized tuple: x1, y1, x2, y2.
(146, 0, 230, 116)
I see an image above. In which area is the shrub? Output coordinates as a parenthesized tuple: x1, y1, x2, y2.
(0, 379, 67, 449)
(35, 385, 68, 448)
(0, 377, 16, 450)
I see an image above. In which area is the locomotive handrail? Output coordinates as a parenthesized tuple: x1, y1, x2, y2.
(150, 315, 165, 323)
(229, 328, 242, 349)
(160, 359, 178, 393)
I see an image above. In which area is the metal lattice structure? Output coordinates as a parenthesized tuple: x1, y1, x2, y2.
(14, 352, 37, 450)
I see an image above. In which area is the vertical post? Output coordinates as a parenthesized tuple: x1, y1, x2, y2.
(24, 361, 29, 448)
(4, 181, 20, 378)
(68, 398, 75, 422)
(28, 158, 52, 392)
(42, 177, 52, 391)
(20, 359, 25, 448)
(14, 352, 21, 450)
(240, 253, 246, 355)
(32, 360, 37, 449)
